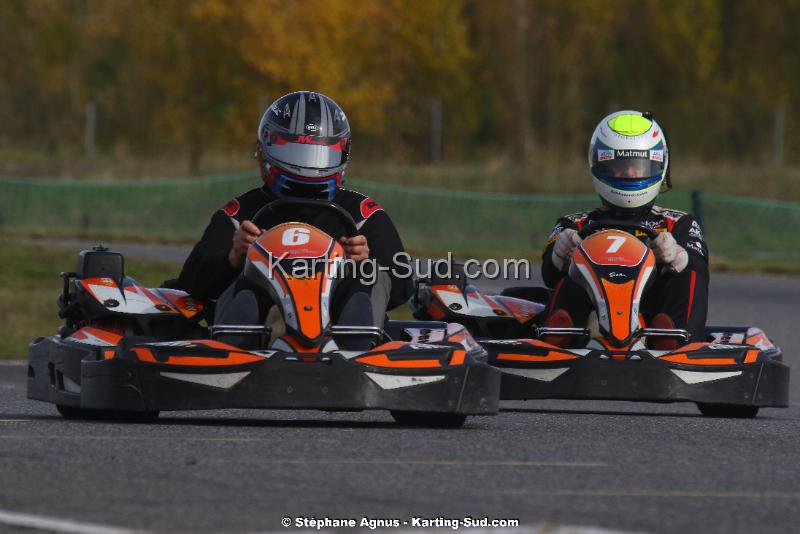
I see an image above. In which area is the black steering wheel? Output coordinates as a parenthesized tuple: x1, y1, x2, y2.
(251, 198, 358, 238)
(578, 219, 659, 241)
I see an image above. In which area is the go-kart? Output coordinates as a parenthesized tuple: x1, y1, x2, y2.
(27, 199, 499, 427)
(413, 220, 789, 418)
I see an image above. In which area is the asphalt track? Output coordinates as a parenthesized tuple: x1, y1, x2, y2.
(1, 242, 799, 533)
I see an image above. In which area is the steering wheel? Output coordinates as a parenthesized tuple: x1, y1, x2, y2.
(251, 198, 358, 238)
(578, 219, 659, 241)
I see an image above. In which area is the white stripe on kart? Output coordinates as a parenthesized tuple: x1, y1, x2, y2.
(0, 508, 139, 534)
(365, 372, 445, 390)
(501, 367, 569, 382)
(160, 371, 250, 389)
(671, 369, 742, 384)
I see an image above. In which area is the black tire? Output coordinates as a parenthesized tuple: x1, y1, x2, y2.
(697, 403, 759, 419)
(114, 410, 160, 423)
(390, 411, 467, 428)
(56, 405, 159, 423)
(56, 404, 113, 420)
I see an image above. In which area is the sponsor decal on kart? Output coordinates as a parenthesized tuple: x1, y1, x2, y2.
(483, 339, 527, 345)
(710, 332, 745, 344)
(404, 328, 446, 344)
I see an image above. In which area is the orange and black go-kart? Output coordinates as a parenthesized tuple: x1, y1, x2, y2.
(412, 220, 789, 418)
(27, 199, 499, 428)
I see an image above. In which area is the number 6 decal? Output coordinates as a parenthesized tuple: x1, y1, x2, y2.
(605, 235, 627, 253)
(281, 227, 311, 246)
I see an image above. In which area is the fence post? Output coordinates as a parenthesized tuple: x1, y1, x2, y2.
(691, 190, 704, 230)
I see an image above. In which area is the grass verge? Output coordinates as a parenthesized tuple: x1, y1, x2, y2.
(0, 239, 180, 359)
(0, 239, 415, 359)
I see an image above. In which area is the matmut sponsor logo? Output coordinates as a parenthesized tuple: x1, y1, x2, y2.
(615, 149, 649, 158)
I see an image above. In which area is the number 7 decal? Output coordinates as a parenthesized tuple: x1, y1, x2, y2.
(605, 235, 627, 253)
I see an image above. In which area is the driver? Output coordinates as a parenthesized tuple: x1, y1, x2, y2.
(541, 110, 709, 349)
(177, 91, 412, 330)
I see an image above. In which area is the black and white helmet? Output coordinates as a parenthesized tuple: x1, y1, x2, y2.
(258, 91, 351, 199)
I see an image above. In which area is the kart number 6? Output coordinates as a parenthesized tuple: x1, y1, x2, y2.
(281, 227, 311, 246)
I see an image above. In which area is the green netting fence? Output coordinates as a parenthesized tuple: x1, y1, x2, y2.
(1, 174, 798, 269)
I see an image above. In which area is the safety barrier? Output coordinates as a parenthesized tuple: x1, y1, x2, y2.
(1, 174, 797, 268)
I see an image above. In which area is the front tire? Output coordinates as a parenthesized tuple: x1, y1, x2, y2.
(390, 411, 467, 428)
(697, 403, 759, 419)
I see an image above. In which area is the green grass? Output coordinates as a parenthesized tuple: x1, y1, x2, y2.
(0, 239, 181, 359)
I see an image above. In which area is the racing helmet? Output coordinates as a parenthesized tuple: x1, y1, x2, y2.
(588, 110, 670, 212)
(257, 91, 351, 200)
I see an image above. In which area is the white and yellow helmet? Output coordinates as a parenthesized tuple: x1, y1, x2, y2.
(588, 110, 669, 212)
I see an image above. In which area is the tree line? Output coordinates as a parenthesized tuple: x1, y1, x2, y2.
(1, 0, 798, 173)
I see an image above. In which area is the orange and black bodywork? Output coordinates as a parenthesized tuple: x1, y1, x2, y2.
(569, 230, 655, 348)
(28, 320, 498, 416)
(243, 222, 343, 347)
(28, 241, 500, 418)
(412, 228, 789, 414)
(481, 331, 788, 409)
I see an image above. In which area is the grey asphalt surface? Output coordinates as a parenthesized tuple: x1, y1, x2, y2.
(1, 241, 799, 533)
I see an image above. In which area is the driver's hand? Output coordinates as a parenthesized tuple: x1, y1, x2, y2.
(552, 229, 582, 272)
(228, 220, 262, 269)
(649, 232, 689, 273)
(339, 235, 369, 260)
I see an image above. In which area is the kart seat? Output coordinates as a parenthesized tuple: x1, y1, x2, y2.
(77, 246, 124, 283)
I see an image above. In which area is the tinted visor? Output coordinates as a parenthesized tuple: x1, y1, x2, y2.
(594, 158, 663, 179)
(263, 132, 349, 172)
(592, 140, 665, 179)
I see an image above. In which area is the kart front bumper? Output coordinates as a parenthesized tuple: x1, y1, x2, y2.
(489, 348, 789, 407)
(28, 336, 500, 415)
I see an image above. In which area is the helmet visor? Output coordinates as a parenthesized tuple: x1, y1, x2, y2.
(263, 132, 349, 172)
(594, 157, 664, 180)
(592, 140, 665, 181)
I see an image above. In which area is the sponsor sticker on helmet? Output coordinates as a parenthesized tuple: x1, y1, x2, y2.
(598, 149, 615, 161)
(650, 150, 664, 162)
(615, 150, 649, 158)
(222, 198, 240, 217)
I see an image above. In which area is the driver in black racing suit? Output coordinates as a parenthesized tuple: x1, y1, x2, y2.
(541, 111, 708, 349)
(177, 91, 412, 330)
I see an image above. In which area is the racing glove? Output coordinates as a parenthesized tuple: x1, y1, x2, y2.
(649, 232, 689, 273)
(552, 229, 582, 272)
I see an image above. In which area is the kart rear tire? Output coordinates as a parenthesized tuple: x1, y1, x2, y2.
(56, 404, 114, 420)
(697, 403, 759, 419)
(390, 411, 467, 428)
